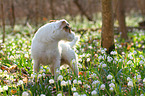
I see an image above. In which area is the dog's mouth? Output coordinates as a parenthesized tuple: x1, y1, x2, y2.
(63, 24, 71, 33)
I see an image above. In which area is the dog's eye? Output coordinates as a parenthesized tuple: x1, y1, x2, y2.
(64, 26, 69, 29)
(63, 25, 71, 33)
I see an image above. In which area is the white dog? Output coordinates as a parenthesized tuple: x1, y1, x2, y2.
(31, 19, 79, 81)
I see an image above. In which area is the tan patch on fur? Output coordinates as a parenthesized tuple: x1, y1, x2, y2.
(49, 20, 57, 23)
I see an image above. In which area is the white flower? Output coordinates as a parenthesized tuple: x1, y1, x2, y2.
(3, 86, 8, 90)
(109, 83, 115, 88)
(122, 52, 125, 55)
(98, 55, 103, 60)
(10, 75, 14, 80)
(47, 67, 50, 70)
(91, 73, 97, 78)
(101, 50, 106, 54)
(83, 84, 90, 88)
(57, 93, 62, 96)
(91, 90, 97, 95)
(0, 69, 2, 73)
(56, 68, 60, 73)
(100, 84, 105, 90)
(139, 60, 144, 65)
(137, 75, 141, 79)
(104, 48, 107, 51)
(40, 94, 46, 96)
(78, 63, 82, 68)
(92, 80, 100, 86)
(4, 70, 7, 74)
(22, 91, 29, 96)
(73, 79, 78, 84)
(81, 94, 87, 96)
(66, 80, 71, 85)
(102, 64, 107, 68)
(139, 55, 144, 59)
(78, 80, 82, 84)
(87, 58, 90, 62)
(133, 51, 137, 54)
(49, 79, 54, 84)
(110, 51, 117, 55)
(61, 80, 66, 86)
(107, 56, 113, 62)
(0, 87, 3, 92)
(72, 87, 76, 91)
(58, 75, 63, 81)
(31, 73, 36, 78)
(109, 87, 114, 92)
(143, 78, 145, 83)
(107, 74, 113, 80)
(111, 79, 115, 83)
(140, 94, 144, 96)
(127, 77, 131, 81)
(42, 73, 46, 78)
(129, 56, 133, 60)
(73, 92, 79, 96)
(38, 74, 42, 78)
(72, 59, 76, 64)
(17, 80, 23, 86)
(128, 81, 133, 87)
(127, 60, 132, 65)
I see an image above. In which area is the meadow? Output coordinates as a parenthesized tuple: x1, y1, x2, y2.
(0, 14, 145, 96)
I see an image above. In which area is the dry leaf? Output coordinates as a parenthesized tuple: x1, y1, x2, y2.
(11, 89, 17, 94)
(1, 65, 9, 71)
(23, 77, 28, 84)
(127, 45, 132, 50)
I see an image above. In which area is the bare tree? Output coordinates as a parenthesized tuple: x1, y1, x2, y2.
(1, 0, 5, 43)
(101, 0, 115, 53)
(73, 0, 93, 21)
(115, 0, 128, 40)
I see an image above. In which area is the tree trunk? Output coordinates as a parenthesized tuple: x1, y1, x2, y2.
(10, 0, 15, 31)
(50, 0, 55, 19)
(35, 0, 39, 27)
(101, 0, 115, 53)
(116, 0, 128, 40)
(1, 0, 5, 43)
(138, 0, 145, 20)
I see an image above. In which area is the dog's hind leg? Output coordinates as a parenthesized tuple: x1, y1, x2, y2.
(33, 60, 40, 73)
(61, 50, 79, 77)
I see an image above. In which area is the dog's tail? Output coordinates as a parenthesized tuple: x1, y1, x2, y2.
(67, 36, 79, 48)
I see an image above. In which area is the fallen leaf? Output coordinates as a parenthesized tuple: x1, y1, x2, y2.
(11, 89, 17, 94)
(23, 77, 28, 84)
(1, 65, 9, 71)
(127, 45, 132, 50)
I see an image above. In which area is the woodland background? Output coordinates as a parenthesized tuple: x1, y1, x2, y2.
(1, 0, 145, 26)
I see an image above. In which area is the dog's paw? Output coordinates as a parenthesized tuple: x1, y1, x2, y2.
(74, 36, 80, 42)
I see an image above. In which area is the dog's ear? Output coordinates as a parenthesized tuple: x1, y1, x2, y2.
(60, 20, 71, 33)
(60, 20, 68, 28)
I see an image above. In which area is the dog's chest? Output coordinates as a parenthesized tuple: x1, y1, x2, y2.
(39, 48, 60, 65)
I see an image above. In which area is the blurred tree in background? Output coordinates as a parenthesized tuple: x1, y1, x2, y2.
(101, 0, 114, 53)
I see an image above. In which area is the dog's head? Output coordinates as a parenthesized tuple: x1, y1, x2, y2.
(50, 19, 75, 41)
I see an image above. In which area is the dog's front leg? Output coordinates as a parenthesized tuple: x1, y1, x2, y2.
(51, 59, 60, 81)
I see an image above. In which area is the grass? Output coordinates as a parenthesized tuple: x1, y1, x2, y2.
(0, 14, 145, 96)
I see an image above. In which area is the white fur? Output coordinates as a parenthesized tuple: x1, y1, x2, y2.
(31, 19, 79, 81)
